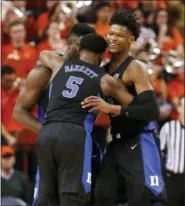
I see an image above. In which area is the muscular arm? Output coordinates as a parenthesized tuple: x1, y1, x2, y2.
(101, 74, 134, 105)
(39, 50, 64, 72)
(81, 74, 134, 113)
(118, 60, 159, 120)
(13, 61, 52, 133)
(82, 62, 159, 121)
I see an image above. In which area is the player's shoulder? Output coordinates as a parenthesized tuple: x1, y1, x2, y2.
(40, 50, 64, 58)
(128, 59, 148, 75)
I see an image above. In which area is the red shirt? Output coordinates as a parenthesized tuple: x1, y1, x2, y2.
(37, 40, 53, 55)
(1, 88, 23, 132)
(2, 43, 37, 78)
(36, 12, 49, 37)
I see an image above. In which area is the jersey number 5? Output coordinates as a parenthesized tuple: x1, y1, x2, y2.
(62, 76, 84, 98)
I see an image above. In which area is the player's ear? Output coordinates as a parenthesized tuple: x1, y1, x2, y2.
(97, 53, 104, 64)
(130, 35, 135, 43)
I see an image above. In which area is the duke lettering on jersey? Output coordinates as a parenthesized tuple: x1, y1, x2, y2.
(44, 59, 104, 126)
(65, 64, 98, 79)
(86, 172, 92, 184)
(150, 175, 159, 186)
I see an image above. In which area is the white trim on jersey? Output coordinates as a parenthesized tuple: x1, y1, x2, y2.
(159, 120, 184, 174)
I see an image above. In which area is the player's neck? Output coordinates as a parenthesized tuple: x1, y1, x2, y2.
(111, 50, 129, 67)
(80, 52, 99, 66)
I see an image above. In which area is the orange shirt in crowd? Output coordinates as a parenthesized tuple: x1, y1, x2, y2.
(95, 23, 110, 39)
(1, 88, 23, 133)
(152, 79, 162, 95)
(2, 43, 37, 78)
(162, 28, 184, 51)
(116, 0, 139, 9)
(36, 11, 49, 37)
(167, 78, 184, 119)
(156, 0, 169, 8)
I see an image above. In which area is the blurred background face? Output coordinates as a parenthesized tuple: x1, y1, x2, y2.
(107, 24, 134, 54)
(156, 10, 168, 25)
(1, 73, 16, 90)
(2, 155, 15, 171)
(9, 23, 26, 42)
(96, 6, 111, 22)
(134, 9, 145, 25)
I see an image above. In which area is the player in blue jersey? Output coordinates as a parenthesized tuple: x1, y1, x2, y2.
(81, 11, 167, 206)
(14, 23, 96, 206)
(14, 23, 133, 206)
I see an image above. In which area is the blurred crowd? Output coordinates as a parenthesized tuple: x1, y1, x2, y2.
(1, 0, 184, 205)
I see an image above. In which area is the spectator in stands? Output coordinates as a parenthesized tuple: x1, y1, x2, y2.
(12, 0, 38, 42)
(36, 0, 58, 38)
(95, 2, 111, 39)
(2, 20, 37, 79)
(1, 145, 33, 205)
(159, 96, 184, 206)
(37, 20, 67, 54)
(48, 2, 76, 40)
(1, 8, 21, 46)
(131, 8, 156, 55)
(1, 65, 23, 146)
(152, 9, 184, 56)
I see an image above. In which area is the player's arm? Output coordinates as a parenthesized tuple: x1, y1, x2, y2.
(13, 61, 52, 133)
(118, 60, 159, 120)
(81, 74, 134, 113)
(82, 61, 159, 121)
(39, 50, 64, 72)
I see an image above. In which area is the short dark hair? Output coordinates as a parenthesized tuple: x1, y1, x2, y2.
(1, 65, 15, 77)
(95, 2, 111, 12)
(8, 19, 25, 30)
(77, 9, 97, 24)
(80, 34, 107, 54)
(69, 23, 95, 37)
(110, 10, 140, 40)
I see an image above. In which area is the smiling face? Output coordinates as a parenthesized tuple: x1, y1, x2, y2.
(107, 24, 135, 54)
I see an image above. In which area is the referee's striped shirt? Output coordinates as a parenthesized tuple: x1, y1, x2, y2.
(159, 120, 184, 174)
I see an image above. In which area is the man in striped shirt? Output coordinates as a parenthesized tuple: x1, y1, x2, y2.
(159, 96, 184, 206)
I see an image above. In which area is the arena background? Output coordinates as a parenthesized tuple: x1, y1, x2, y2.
(1, 0, 184, 205)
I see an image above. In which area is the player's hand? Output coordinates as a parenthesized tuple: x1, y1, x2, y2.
(81, 96, 112, 113)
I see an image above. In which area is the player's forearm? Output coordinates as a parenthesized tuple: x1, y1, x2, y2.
(120, 90, 160, 121)
(13, 107, 42, 133)
(109, 105, 122, 115)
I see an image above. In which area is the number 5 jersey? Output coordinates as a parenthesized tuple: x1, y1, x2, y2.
(43, 58, 104, 126)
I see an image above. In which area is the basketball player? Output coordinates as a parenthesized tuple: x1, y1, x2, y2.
(13, 23, 96, 206)
(81, 11, 167, 206)
(36, 33, 133, 206)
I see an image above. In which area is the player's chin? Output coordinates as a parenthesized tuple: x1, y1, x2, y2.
(108, 47, 119, 53)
